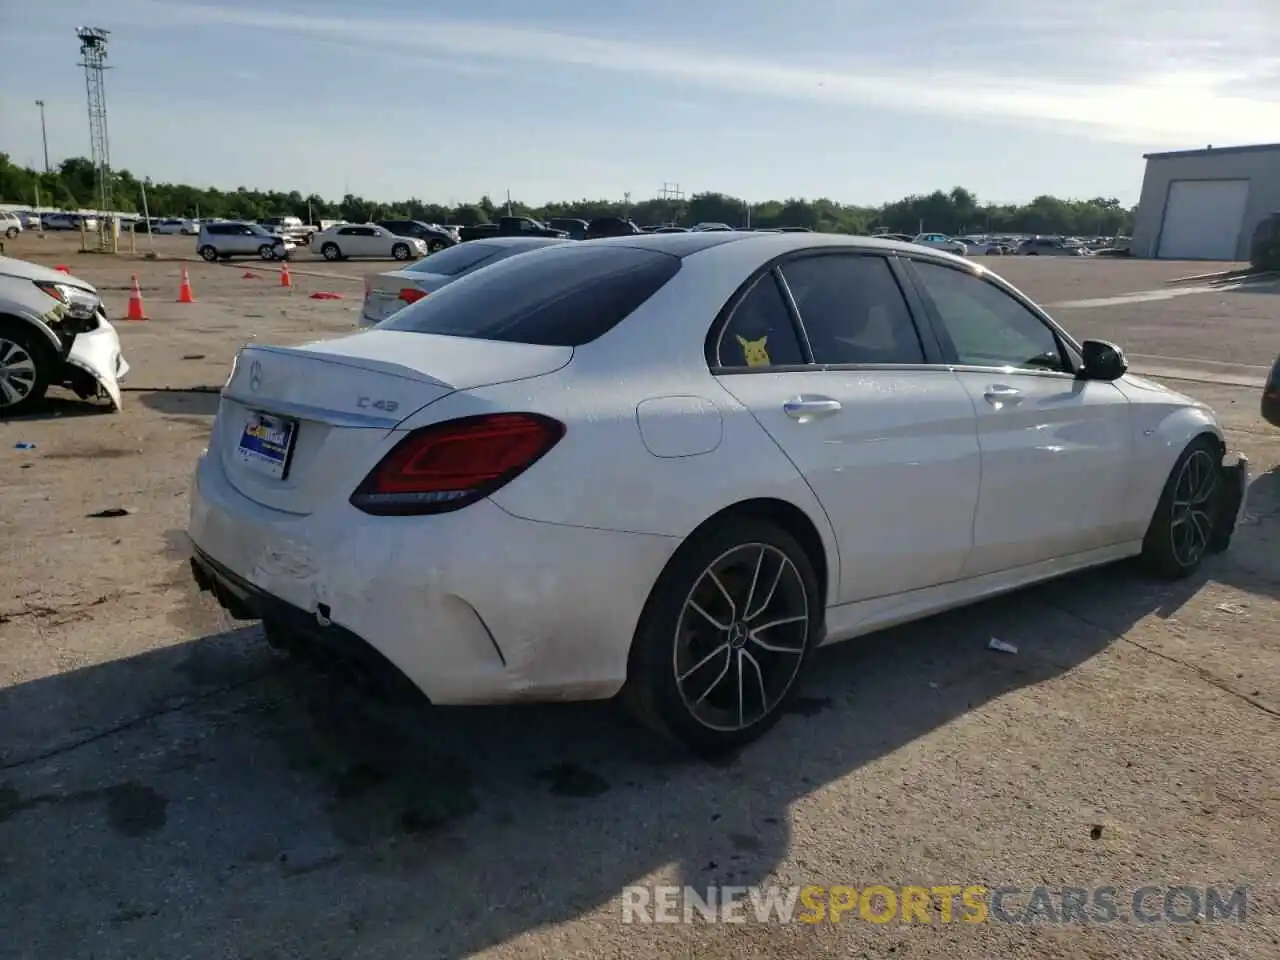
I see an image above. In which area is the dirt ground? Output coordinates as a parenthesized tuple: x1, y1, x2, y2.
(1, 233, 1277, 959)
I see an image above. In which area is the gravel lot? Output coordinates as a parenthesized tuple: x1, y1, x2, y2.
(1, 233, 1277, 959)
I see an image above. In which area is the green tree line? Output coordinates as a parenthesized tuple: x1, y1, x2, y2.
(1, 154, 1134, 237)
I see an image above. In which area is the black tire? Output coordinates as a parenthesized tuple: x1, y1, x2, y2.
(427, 238, 447, 254)
(258, 244, 276, 261)
(0, 320, 56, 417)
(199, 245, 219, 262)
(1141, 435, 1223, 579)
(4, 228, 18, 239)
(391, 242, 411, 261)
(322, 243, 341, 261)
(622, 517, 822, 756)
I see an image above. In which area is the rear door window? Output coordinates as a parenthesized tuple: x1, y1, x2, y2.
(380, 244, 680, 346)
(406, 242, 503, 276)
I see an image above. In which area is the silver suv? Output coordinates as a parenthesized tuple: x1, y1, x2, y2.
(197, 221, 295, 261)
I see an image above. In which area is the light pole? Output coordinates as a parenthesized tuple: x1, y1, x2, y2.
(34, 100, 50, 174)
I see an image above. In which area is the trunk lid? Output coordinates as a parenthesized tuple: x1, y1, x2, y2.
(216, 331, 572, 514)
(361, 269, 446, 325)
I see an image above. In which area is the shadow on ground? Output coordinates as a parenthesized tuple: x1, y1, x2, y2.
(0, 475, 1276, 957)
(134, 388, 222, 416)
(4, 392, 116, 423)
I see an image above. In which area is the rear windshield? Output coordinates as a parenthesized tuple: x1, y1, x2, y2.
(407, 242, 503, 277)
(380, 244, 680, 346)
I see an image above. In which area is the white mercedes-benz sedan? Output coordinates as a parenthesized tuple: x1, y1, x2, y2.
(187, 232, 1248, 754)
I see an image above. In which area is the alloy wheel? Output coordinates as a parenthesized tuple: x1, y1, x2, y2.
(1170, 449, 1218, 567)
(672, 543, 809, 732)
(0, 336, 38, 408)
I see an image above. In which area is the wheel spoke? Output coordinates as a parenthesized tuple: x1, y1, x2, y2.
(751, 614, 807, 635)
(735, 650, 746, 728)
(746, 562, 784, 621)
(749, 631, 806, 655)
(706, 570, 738, 622)
(1190, 508, 1213, 548)
(688, 600, 729, 632)
(742, 547, 765, 621)
(689, 647, 733, 706)
(678, 642, 730, 684)
(742, 649, 768, 718)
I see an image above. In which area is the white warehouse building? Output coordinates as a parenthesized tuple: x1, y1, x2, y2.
(1130, 142, 1280, 261)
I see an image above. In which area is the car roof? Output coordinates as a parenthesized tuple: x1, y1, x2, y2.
(471, 236, 571, 249)
(593, 230, 970, 261)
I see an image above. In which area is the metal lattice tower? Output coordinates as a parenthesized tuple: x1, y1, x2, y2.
(76, 26, 113, 251)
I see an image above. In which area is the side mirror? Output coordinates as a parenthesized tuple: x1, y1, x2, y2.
(1080, 339, 1128, 381)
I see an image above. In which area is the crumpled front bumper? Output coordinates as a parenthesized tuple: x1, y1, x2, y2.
(1208, 454, 1249, 554)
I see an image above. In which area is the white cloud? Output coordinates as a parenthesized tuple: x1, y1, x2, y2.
(77, 0, 1280, 146)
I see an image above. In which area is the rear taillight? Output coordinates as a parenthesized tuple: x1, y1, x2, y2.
(350, 413, 565, 516)
(398, 287, 427, 304)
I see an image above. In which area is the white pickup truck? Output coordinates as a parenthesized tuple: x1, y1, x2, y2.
(258, 216, 314, 245)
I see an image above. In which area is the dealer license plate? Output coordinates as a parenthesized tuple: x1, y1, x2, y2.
(236, 412, 297, 480)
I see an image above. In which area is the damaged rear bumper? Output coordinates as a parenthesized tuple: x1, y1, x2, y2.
(1208, 454, 1249, 554)
(189, 544, 425, 703)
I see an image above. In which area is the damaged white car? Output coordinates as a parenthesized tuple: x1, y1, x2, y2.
(0, 256, 129, 415)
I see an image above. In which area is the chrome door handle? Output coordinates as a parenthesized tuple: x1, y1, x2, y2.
(983, 384, 1023, 406)
(784, 396, 842, 421)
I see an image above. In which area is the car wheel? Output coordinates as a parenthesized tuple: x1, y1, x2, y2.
(427, 239, 447, 254)
(391, 242, 411, 261)
(198, 245, 219, 262)
(258, 244, 277, 261)
(623, 517, 821, 756)
(4, 228, 18, 239)
(322, 243, 341, 261)
(0, 321, 55, 417)
(1141, 435, 1223, 580)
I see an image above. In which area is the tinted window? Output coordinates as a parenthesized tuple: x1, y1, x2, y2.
(338, 227, 358, 235)
(911, 260, 1067, 371)
(717, 274, 805, 368)
(407, 242, 503, 276)
(779, 255, 925, 365)
(381, 244, 680, 346)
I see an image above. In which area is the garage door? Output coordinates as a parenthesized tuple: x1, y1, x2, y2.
(1157, 179, 1250, 260)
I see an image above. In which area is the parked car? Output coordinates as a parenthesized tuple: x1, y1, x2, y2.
(197, 221, 296, 261)
(872, 233, 914, 243)
(311, 224, 428, 261)
(13, 211, 42, 229)
(496, 217, 568, 239)
(911, 233, 968, 255)
(1, 213, 22, 239)
(41, 212, 99, 232)
(0, 255, 129, 415)
(154, 218, 198, 235)
(259, 216, 313, 245)
(376, 219, 457, 253)
(359, 236, 570, 327)
(1018, 236, 1094, 256)
(547, 218, 589, 240)
(1263, 353, 1280, 428)
(585, 217, 643, 239)
(187, 232, 1247, 754)
(458, 223, 500, 242)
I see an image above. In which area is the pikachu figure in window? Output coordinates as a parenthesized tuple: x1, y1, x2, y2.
(736, 334, 772, 368)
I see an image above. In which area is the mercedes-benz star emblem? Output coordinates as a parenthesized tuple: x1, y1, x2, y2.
(248, 360, 263, 392)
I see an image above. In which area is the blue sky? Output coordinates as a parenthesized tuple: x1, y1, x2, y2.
(2, 0, 1277, 207)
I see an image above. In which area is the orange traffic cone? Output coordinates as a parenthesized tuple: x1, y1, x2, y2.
(126, 275, 147, 321)
(280, 262, 292, 289)
(177, 267, 195, 303)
